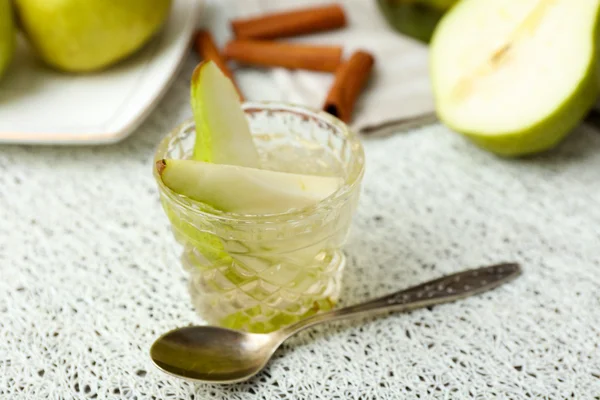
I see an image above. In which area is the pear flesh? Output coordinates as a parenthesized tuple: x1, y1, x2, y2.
(190, 61, 260, 167)
(0, 0, 15, 78)
(178, 62, 340, 215)
(157, 159, 342, 215)
(14, 0, 172, 72)
(431, 0, 600, 156)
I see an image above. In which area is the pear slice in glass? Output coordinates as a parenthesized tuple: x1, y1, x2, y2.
(190, 60, 260, 167)
(156, 159, 342, 215)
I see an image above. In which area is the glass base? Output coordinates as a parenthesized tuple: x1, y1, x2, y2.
(183, 246, 346, 333)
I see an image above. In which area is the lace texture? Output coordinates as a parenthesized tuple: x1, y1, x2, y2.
(1, 47, 600, 400)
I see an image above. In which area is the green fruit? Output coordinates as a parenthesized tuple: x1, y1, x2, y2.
(160, 196, 232, 267)
(156, 159, 342, 215)
(13, 0, 172, 72)
(161, 61, 263, 269)
(377, 0, 458, 43)
(190, 61, 260, 167)
(431, 0, 600, 156)
(0, 0, 15, 78)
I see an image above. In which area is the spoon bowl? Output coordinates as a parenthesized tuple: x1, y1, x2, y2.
(150, 326, 282, 383)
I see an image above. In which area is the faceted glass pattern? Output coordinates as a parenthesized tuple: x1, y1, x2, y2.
(154, 103, 365, 333)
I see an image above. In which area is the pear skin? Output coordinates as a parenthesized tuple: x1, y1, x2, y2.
(0, 0, 15, 78)
(14, 0, 172, 72)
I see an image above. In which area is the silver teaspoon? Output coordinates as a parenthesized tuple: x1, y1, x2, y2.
(150, 262, 521, 384)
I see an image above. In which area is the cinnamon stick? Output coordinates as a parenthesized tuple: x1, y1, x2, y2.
(323, 50, 375, 123)
(223, 40, 343, 73)
(231, 4, 347, 40)
(194, 30, 243, 100)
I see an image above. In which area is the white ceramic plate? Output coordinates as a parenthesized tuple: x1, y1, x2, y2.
(0, 0, 201, 145)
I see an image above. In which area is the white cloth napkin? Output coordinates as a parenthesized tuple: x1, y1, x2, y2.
(213, 0, 437, 135)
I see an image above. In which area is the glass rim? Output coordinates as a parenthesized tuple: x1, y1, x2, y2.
(153, 101, 365, 223)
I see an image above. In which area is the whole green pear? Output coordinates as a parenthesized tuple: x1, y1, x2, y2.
(0, 0, 15, 78)
(377, 0, 458, 43)
(14, 0, 172, 72)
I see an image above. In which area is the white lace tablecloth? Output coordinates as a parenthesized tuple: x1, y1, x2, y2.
(2, 49, 600, 400)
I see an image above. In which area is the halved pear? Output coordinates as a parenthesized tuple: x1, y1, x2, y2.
(157, 159, 342, 215)
(190, 60, 260, 167)
(430, 0, 600, 156)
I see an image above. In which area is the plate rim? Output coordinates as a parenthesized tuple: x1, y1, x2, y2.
(0, 0, 202, 146)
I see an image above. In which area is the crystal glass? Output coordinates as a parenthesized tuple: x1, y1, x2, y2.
(153, 102, 365, 333)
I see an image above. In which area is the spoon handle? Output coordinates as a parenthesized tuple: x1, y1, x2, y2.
(280, 262, 521, 338)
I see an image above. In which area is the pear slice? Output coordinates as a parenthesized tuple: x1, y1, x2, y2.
(190, 60, 260, 167)
(157, 159, 342, 215)
(430, 0, 600, 156)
